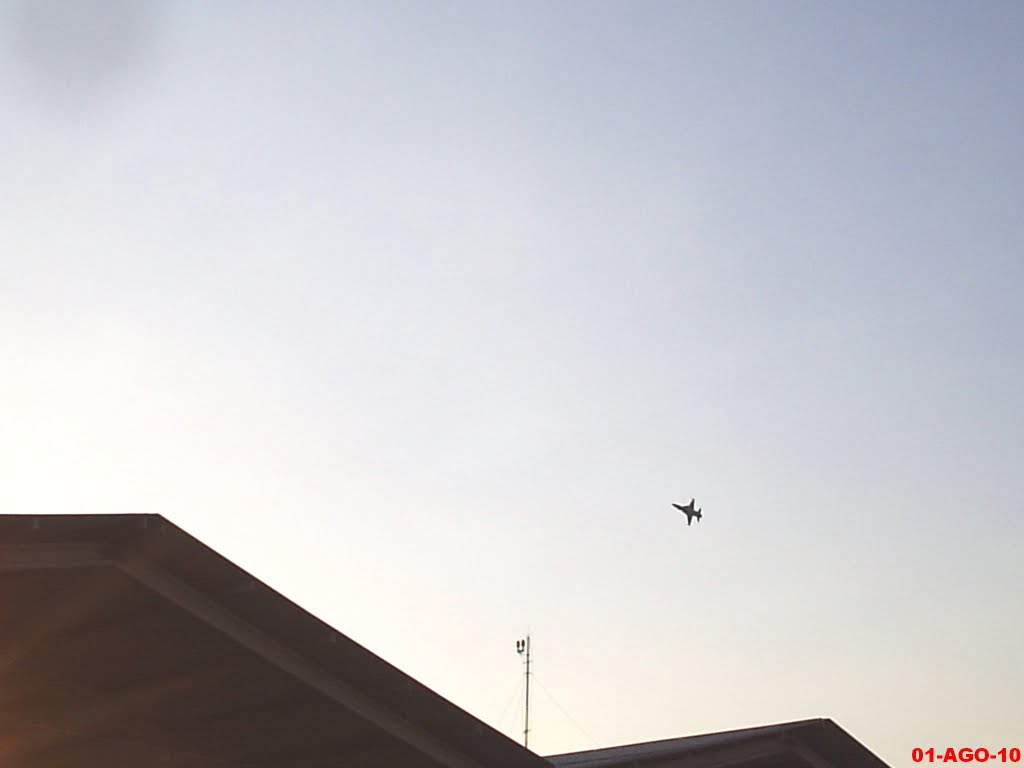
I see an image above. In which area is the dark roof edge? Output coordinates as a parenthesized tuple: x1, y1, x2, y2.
(547, 718, 891, 768)
(547, 718, 827, 760)
(0, 514, 548, 768)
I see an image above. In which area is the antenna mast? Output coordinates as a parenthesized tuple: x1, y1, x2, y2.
(515, 635, 532, 748)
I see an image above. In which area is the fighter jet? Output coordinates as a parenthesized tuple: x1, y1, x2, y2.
(672, 499, 702, 526)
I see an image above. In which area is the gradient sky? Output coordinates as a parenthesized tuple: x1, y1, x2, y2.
(2, 2, 1022, 764)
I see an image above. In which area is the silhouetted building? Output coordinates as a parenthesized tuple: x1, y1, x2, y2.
(550, 720, 888, 768)
(0, 514, 888, 767)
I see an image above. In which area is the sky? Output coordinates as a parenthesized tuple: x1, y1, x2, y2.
(2, 1, 1022, 764)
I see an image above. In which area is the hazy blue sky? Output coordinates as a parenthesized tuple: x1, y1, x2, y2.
(2, 2, 1022, 764)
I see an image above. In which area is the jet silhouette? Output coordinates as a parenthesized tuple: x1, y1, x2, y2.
(672, 499, 702, 526)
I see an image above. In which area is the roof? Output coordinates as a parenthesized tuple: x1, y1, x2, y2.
(548, 719, 891, 768)
(0, 514, 551, 768)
